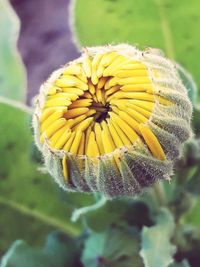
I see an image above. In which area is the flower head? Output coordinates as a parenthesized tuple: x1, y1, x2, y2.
(33, 44, 192, 198)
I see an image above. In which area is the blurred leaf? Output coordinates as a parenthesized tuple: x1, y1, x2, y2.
(81, 196, 157, 233)
(169, 260, 190, 267)
(176, 64, 197, 104)
(184, 198, 200, 227)
(123, 200, 154, 229)
(0, 0, 26, 101)
(74, 0, 200, 97)
(140, 208, 176, 267)
(192, 106, 200, 136)
(186, 164, 200, 195)
(175, 139, 200, 168)
(85, 199, 131, 231)
(81, 225, 143, 267)
(0, 202, 58, 257)
(174, 225, 200, 267)
(0, 231, 82, 267)
(30, 143, 43, 164)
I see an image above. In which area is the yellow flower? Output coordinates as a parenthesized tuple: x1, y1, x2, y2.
(33, 44, 192, 198)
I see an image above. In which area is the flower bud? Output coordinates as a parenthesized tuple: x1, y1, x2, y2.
(32, 44, 193, 198)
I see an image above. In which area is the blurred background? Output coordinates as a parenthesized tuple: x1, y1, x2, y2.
(11, 0, 80, 104)
(1, 0, 200, 266)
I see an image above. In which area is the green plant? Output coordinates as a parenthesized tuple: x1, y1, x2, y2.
(1, 0, 200, 267)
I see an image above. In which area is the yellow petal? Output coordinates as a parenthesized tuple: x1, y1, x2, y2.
(62, 155, 68, 182)
(77, 132, 85, 155)
(69, 130, 83, 154)
(94, 123, 105, 154)
(54, 130, 71, 150)
(139, 124, 166, 160)
(64, 108, 89, 119)
(86, 131, 100, 157)
(63, 132, 75, 151)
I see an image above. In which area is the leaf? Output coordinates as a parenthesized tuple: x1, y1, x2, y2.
(0, 202, 60, 257)
(123, 200, 154, 229)
(0, 0, 26, 102)
(184, 198, 200, 227)
(140, 208, 176, 267)
(192, 107, 200, 136)
(81, 225, 143, 267)
(187, 165, 200, 195)
(77, 198, 135, 231)
(176, 64, 198, 104)
(0, 103, 96, 252)
(176, 139, 200, 168)
(0, 231, 82, 267)
(169, 260, 190, 267)
(74, 196, 156, 233)
(74, 0, 200, 97)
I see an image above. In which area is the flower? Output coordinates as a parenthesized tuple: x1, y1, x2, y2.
(33, 44, 193, 198)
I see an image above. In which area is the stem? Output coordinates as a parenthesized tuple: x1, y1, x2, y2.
(153, 181, 166, 207)
(154, 0, 175, 59)
(71, 195, 107, 222)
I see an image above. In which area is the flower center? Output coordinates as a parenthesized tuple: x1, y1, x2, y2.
(39, 50, 172, 163)
(92, 103, 111, 123)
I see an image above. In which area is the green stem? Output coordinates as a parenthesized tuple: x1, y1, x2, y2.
(153, 181, 166, 207)
(154, 0, 175, 59)
(71, 195, 107, 222)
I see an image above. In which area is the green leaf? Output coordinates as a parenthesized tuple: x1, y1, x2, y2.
(187, 165, 200, 195)
(77, 197, 156, 233)
(82, 225, 143, 267)
(192, 107, 200, 136)
(169, 260, 190, 267)
(184, 198, 200, 227)
(140, 208, 176, 267)
(123, 200, 154, 229)
(176, 139, 200, 168)
(74, 0, 200, 97)
(0, 231, 82, 267)
(0, 0, 26, 101)
(176, 64, 197, 104)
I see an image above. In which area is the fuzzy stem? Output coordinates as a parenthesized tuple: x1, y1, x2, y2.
(153, 181, 166, 207)
(71, 195, 107, 222)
